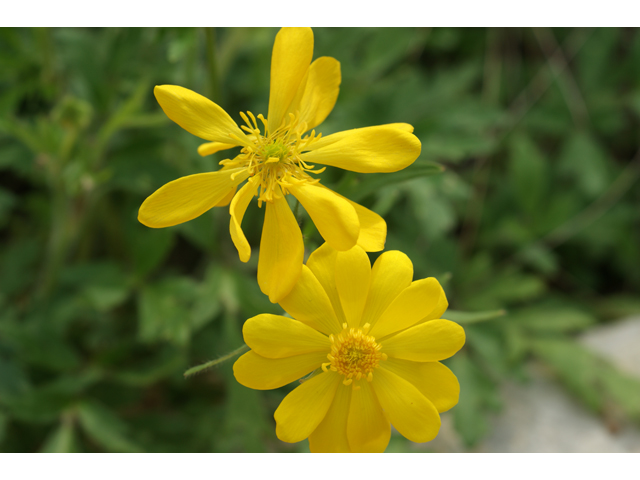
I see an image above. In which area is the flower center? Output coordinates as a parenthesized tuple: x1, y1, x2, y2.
(322, 323, 387, 387)
(221, 111, 324, 206)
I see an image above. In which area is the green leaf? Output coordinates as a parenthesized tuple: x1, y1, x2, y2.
(558, 131, 611, 198)
(60, 262, 131, 312)
(123, 207, 176, 277)
(446, 309, 506, 324)
(599, 367, 640, 421)
(138, 277, 195, 346)
(419, 132, 498, 163)
(628, 90, 640, 120)
(576, 28, 619, 94)
(0, 411, 7, 445)
(0, 237, 40, 298)
(175, 207, 220, 252)
(84, 285, 129, 312)
(533, 337, 640, 422)
(338, 160, 444, 203)
(97, 78, 152, 150)
(190, 263, 223, 331)
(360, 28, 424, 80)
(464, 324, 509, 378)
(405, 177, 458, 241)
(77, 401, 142, 453)
(465, 270, 546, 310)
(0, 188, 16, 228)
(512, 305, 596, 333)
(4, 324, 82, 372)
(504, 322, 529, 364)
(3, 373, 98, 423)
(516, 244, 558, 275)
(40, 417, 80, 453)
(448, 353, 491, 446)
(114, 347, 185, 387)
(532, 338, 602, 412)
(216, 312, 269, 453)
(0, 357, 31, 404)
(508, 133, 549, 217)
(594, 294, 640, 320)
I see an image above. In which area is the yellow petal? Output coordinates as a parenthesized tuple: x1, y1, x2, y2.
(319, 186, 386, 252)
(306, 243, 346, 325)
(382, 319, 466, 362)
(383, 358, 460, 413)
(154, 85, 249, 145)
(275, 371, 341, 443)
(229, 178, 258, 263)
(301, 124, 421, 173)
(214, 186, 237, 207)
(349, 198, 386, 252)
(360, 250, 413, 329)
(308, 383, 352, 453)
(385, 122, 414, 133)
(197, 141, 237, 156)
(233, 350, 326, 390)
(257, 190, 304, 303)
(288, 56, 341, 131)
(138, 168, 249, 228)
(289, 183, 359, 251)
(346, 380, 390, 453)
(278, 265, 342, 335)
(335, 246, 371, 328)
(243, 314, 330, 359)
(372, 366, 441, 443)
(369, 277, 443, 339)
(268, 27, 314, 132)
(414, 281, 449, 326)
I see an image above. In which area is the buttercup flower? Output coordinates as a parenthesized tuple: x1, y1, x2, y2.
(138, 28, 421, 303)
(233, 243, 465, 452)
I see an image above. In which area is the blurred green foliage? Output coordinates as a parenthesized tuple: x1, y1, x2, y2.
(1, 27, 640, 452)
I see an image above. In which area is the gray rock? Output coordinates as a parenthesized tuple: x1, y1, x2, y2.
(580, 316, 640, 378)
(477, 363, 640, 452)
(422, 316, 640, 452)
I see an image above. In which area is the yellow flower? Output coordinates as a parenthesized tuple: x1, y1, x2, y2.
(233, 243, 465, 452)
(138, 28, 421, 303)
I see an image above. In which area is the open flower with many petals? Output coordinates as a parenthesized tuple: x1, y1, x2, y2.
(138, 28, 421, 303)
(233, 243, 465, 452)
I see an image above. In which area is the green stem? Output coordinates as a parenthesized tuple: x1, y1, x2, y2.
(293, 198, 301, 226)
(184, 344, 249, 378)
(445, 309, 507, 325)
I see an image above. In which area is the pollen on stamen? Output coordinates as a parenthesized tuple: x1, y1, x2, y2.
(325, 324, 387, 390)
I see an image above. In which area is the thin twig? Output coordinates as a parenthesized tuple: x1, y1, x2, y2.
(508, 28, 593, 131)
(502, 147, 640, 269)
(541, 148, 640, 249)
(460, 28, 594, 256)
(532, 27, 590, 126)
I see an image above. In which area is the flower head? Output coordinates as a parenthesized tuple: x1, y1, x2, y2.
(138, 28, 421, 303)
(233, 243, 465, 452)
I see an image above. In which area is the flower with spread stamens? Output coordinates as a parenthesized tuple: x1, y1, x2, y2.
(138, 28, 421, 303)
(233, 243, 465, 452)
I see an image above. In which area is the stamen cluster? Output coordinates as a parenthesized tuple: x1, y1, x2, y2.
(322, 323, 388, 387)
(221, 111, 325, 206)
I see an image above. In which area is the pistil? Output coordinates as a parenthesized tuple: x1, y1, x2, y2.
(221, 111, 325, 206)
